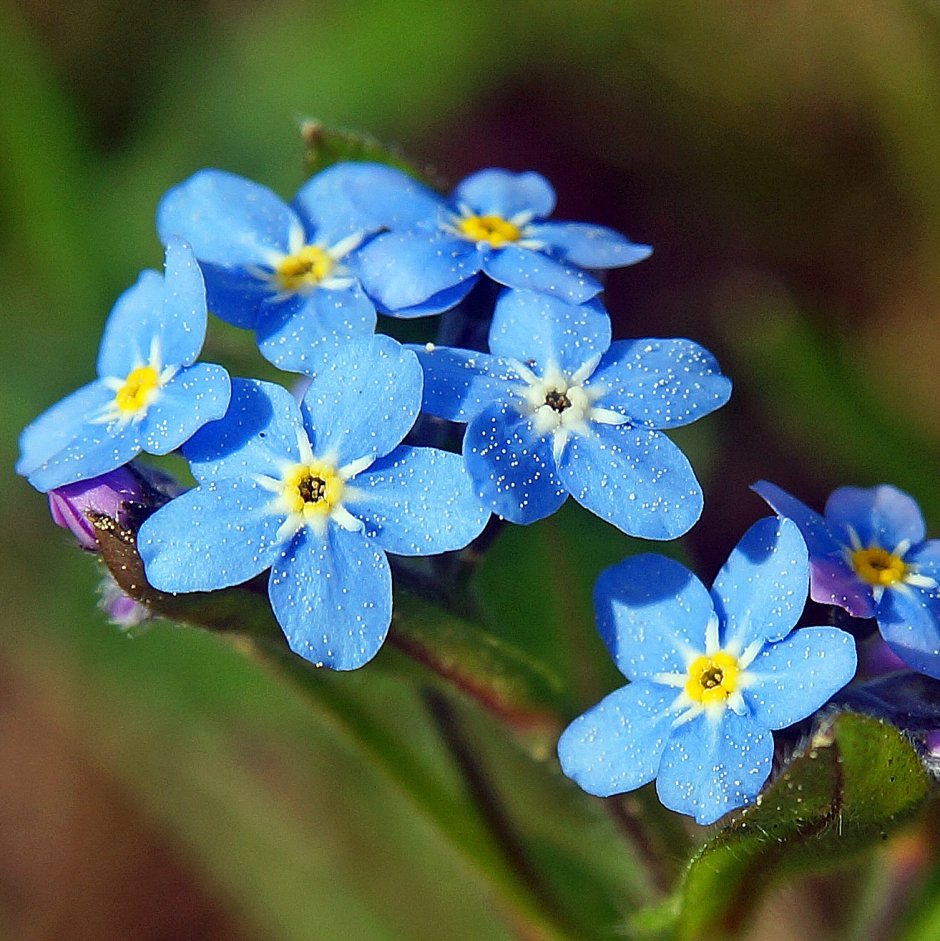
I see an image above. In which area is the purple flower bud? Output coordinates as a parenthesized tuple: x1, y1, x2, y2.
(98, 572, 152, 629)
(48, 466, 144, 550)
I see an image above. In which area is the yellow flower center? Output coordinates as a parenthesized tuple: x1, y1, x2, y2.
(684, 652, 740, 705)
(275, 245, 335, 292)
(851, 547, 907, 587)
(281, 462, 344, 519)
(114, 365, 161, 414)
(457, 214, 522, 247)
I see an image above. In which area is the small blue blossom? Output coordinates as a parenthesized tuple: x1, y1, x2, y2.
(345, 165, 652, 313)
(157, 164, 411, 372)
(414, 289, 731, 538)
(754, 480, 940, 680)
(137, 335, 490, 671)
(557, 517, 858, 825)
(18, 239, 231, 493)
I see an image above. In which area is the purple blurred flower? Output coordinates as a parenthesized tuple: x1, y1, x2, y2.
(754, 481, 940, 680)
(98, 572, 152, 629)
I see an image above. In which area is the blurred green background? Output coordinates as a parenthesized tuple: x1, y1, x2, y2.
(3, 1, 940, 938)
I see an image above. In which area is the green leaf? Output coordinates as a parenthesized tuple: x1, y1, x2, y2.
(300, 120, 428, 180)
(658, 712, 931, 941)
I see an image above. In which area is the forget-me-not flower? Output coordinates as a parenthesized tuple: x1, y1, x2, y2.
(414, 289, 731, 538)
(138, 335, 490, 671)
(18, 239, 231, 493)
(346, 165, 652, 313)
(557, 517, 858, 825)
(754, 481, 940, 680)
(157, 163, 434, 372)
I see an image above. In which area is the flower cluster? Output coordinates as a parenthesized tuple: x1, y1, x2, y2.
(18, 153, 934, 825)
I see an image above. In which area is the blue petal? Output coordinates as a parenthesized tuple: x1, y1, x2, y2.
(587, 338, 731, 429)
(98, 241, 208, 377)
(255, 285, 377, 373)
(184, 378, 304, 481)
(488, 290, 611, 372)
(751, 480, 844, 557)
(806, 555, 875, 619)
(463, 403, 567, 524)
(27, 402, 144, 492)
(594, 553, 713, 680)
(557, 682, 681, 797)
(300, 335, 423, 464)
(558, 424, 702, 540)
(201, 265, 272, 329)
(294, 162, 441, 238)
(412, 345, 519, 423)
(825, 484, 926, 551)
(138, 363, 231, 455)
(656, 711, 774, 825)
(138, 479, 282, 591)
(17, 382, 113, 477)
(157, 168, 294, 267)
(745, 627, 858, 729)
(877, 586, 940, 680)
(372, 277, 475, 319)
(95, 270, 166, 377)
(349, 446, 489, 555)
(268, 526, 392, 670)
(482, 245, 602, 304)
(527, 221, 652, 269)
(356, 231, 479, 310)
(452, 169, 556, 219)
(908, 539, 940, 580)
(710, 517, 809, 649)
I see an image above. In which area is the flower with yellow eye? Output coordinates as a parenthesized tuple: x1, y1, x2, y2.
(18, 238, 230, 493)
(754, 481, 940, 681)
(138, 336, 489, 672)
(557, 517, 857, 825)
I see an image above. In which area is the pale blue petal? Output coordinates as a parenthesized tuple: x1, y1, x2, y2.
(157, 168, 294, 267)
(482, 245, 602, 304)
(96, 270, 167, 377)
(745, 627, 858, 729)
(587, 338, 731, 429)
(350, 446, 489, 555)
(594, 553, 713, 680)
(269, 526, 392, 670)
(825, 485, 926, 550)
(908, 540, 940, 580)
(138, 479, 282, 591)
(294, 162, 440, 238)
(463, 403, 567, 524)
(27, 410, 143, 492)
(877, 586, 940, 680)
(656, 711, 774, 825)
(557, 682, 681, 797)
(17, 382, 113, 476)
(711, 517, 809, 649)
(412, 345, 519, 423)
(158, 238, 209, 365)
(558, 424, 702, 540)
(356, 230, 479, 310)
(255, 286, 377, 373)
(488, 290, 611, 372)
(202, 265, 271, 329)
(372, 278, 475, 319)
(138, 363, 231, 454)
(527, 221, 652, 269)
(453, 169, 556, 219)
(184, 378, 304, 481)
(300, 335, 422, 464)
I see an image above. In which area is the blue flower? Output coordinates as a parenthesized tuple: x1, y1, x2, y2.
(137, 335, 490, 671)
(156, 164, 413, 372)
(557, 517, 858, 825)
(414, 289, 731, 538)
(18, 239, 231, 493)
(754, 481, 940, 680)
(347, 166, 652, 313)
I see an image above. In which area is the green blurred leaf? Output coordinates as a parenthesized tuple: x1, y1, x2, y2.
(300, 120, 426, 180)
(655, 712, 930, 941)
